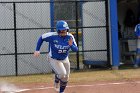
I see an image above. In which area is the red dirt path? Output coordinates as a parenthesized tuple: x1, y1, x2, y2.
(1, 80, 140, 93)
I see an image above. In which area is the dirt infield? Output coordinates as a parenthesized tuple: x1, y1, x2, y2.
(1, 80, 140, 93)
(1, 69, 140, 93)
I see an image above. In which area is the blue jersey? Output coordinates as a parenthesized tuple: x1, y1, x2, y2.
(35, 32, 78, 60)
(135, 24, 140, 37)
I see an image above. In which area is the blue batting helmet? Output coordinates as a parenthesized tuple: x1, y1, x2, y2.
(56, 20, 69, 33)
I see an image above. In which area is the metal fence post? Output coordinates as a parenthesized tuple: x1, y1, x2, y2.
(13, 3, 18, 76)
(75, 1, 80, 70)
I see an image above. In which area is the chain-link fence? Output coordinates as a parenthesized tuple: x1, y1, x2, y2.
(0, 0, 110, 76)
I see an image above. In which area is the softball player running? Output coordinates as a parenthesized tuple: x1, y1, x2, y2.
(134, 20, 140, 68)
(34, 20, 78, 93)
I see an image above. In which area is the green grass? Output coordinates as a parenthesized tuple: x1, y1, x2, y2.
(0, 69, 140, 84)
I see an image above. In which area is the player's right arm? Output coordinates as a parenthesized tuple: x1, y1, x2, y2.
(34, 32, 57, 57)
(34, 36, 44, 57)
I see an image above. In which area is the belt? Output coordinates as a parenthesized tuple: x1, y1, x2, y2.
(51, 57, 62, 60)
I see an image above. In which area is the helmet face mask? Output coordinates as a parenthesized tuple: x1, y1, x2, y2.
(56, 20, 69, 33)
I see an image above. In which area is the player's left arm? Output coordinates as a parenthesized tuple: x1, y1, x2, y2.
(135, 24, 140, 38)
(68, 34, 78, 52)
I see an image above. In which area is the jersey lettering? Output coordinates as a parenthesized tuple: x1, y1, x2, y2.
(54, 44, 69, 49)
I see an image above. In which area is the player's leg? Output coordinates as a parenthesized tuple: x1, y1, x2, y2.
(134, 54, 140, 68)
(134, 39, 140, 68)
(53, 74, 60, 91)
(47, 54, 60, 87)
(59, 57, 70, 93)
(55, 64, 68, 93)
(48, 57, 68, 93)
(48, 57, 61, 91)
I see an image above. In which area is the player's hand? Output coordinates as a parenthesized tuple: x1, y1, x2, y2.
(34, 51, 40, 57)
(68, 37, 73, 46)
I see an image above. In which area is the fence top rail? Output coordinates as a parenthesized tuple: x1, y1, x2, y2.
(0, 26, 108, 31)
(0, 0, 105, 3)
